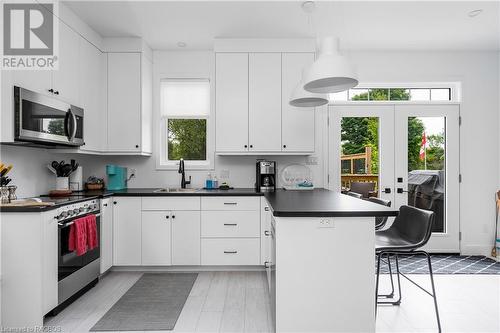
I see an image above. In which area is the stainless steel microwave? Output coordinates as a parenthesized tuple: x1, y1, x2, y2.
(14, 86, 84, 146)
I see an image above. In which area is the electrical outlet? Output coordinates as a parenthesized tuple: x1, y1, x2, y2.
(317, 218, 335, 228)
(306, 156, 318, 165)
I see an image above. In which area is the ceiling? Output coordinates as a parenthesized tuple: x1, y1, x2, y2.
(63, 1, 500, 51)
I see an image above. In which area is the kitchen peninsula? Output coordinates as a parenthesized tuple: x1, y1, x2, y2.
(265, 189, 398, 332)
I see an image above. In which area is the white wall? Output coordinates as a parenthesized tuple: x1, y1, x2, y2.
(346, 50, 499, 255)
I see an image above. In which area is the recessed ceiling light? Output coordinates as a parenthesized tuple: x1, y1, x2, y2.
(301, 1, 315, 14)
(177, 41, 187, 48)
(468, 9, 483, 18)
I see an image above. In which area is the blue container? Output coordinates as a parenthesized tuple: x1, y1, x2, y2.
(106, 165, 127, 190)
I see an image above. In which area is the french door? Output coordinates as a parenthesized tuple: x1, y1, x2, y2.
(329, 104, 460, 252)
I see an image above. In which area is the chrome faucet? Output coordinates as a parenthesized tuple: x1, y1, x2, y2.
(178, 159, 191, 189)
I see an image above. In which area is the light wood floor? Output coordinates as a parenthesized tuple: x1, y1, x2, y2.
(44, 271, 499, 333)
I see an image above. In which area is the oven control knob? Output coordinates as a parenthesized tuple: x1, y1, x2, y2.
(73, 209, 80, 215)
(60, 211, 68, 218)
(79, 207, 85, 212)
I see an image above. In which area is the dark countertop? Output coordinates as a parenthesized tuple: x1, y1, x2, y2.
(265, 189, 399, 217)
(0, 188, 262, 212)
(0, 188, 398, 217)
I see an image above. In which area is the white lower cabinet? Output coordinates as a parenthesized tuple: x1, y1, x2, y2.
(42, 212, 58, 315)
(141, 211, 172, 265)
(100, 198, 113, 274)
(110, 195, 261, 267)
(113, 197, 142, 265)
(172, 211, 201, 265)
(201, 211, 260, 238)
(260, 197, 272, 265)
(201, 238, 260, 265)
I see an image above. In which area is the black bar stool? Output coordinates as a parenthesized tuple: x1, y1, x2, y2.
(368, 197, 391, 230)
(375, 205, 441, 332)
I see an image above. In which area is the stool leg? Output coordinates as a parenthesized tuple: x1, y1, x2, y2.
(425, 252, 441, 332)
(375, 252, 382, 316)
(386, 253, 395, 298)
(393, 254, 402, 305)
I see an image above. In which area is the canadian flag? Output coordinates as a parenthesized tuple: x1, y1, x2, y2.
(419, 132, 427, 161)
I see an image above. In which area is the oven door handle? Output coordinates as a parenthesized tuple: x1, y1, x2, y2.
(57, 213, 101, 226)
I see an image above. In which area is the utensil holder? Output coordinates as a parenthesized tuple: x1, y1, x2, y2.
(0, 187, 10, 204)
(56, 177, 69, 190)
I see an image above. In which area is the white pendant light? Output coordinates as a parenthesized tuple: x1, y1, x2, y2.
(290, 68, 329, 107)
(303, 36, 358, 94)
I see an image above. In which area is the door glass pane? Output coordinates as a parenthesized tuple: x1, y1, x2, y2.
(22, 100, 66, 136)
(407, 117, 446, 233)
(340, 117, 379, 198)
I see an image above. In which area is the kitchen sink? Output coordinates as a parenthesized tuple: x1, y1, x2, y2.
(153, 188, 199, 193)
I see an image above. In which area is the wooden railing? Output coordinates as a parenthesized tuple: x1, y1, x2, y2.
(341, 146, 378, 192)
(341, 146, 372, 174)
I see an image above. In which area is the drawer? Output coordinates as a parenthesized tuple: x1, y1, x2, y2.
(201, 196, 260, 211)
(201, 211, 260, 238)
(201, 238, 260, 265)
(142, 197, 200, 211)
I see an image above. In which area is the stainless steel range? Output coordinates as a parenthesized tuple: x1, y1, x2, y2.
(50, 198, 101, 315)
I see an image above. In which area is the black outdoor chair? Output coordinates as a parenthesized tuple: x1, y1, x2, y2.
(346, 191, 363, 199)
(349, 181, 376, 198)
(368, 197, 392, 230)
(375, 205, 441, 332)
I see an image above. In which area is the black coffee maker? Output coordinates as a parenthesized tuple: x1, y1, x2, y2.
(256, 160, 276, 192)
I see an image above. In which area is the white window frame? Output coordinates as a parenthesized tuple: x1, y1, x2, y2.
(156, 77, 215, 170)
(328, 82, 461, 104)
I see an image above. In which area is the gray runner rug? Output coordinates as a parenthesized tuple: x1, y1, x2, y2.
(90, 273, 198, 331)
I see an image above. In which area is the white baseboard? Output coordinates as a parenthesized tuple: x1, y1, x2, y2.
(111, 265, 265, 272)
(460, 244, 495, 256)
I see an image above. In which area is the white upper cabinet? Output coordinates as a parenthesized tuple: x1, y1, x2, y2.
(107, 52, 152, 154)
(281, 53, 315, 152)
(52, 23, 80, 105)
(248, 53, 282, 152)
(215, 51, 315, 154)
(215, 53, 249, 152)
(79, 39, 107, 152)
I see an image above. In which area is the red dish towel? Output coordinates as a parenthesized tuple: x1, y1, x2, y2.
(68, 217, 88, 256)
(86, 214, 98, 250)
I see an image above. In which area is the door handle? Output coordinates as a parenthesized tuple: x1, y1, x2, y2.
(224, 223, 237, 226)
(264, 261, 270, 268)
(264, 230, 270, 236)
(384, 188, 391, 194)
(224, 250, 237, 254)
(397, 188, 409, 194)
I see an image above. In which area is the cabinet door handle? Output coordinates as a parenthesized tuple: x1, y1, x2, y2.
(113, 201, 117, 205)
(166, 215, 170, 219)
(103, 203, 108, 207)
(48, 88, 54, 93)
(224, 223, 237, 226)
(264, 230, 270, 236)
(135, 145, 139, 148)
(249, 145, 253, 148)
(54, 91, 59, 95)
(264, 206, 269, 211)
(283, 144, 287, 148)
(172, 215, 176, 219)
(224, 250, 237, 254)
(244, 145, 248, 148)
(224, 202, 237, 205)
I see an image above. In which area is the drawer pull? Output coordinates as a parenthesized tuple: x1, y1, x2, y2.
(224, 202, 238, 205)
(264, 206, 269, 211)
(224, 223, 238, 226)
(224, 250, 238, 254)
(264, 230, 270, 236)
